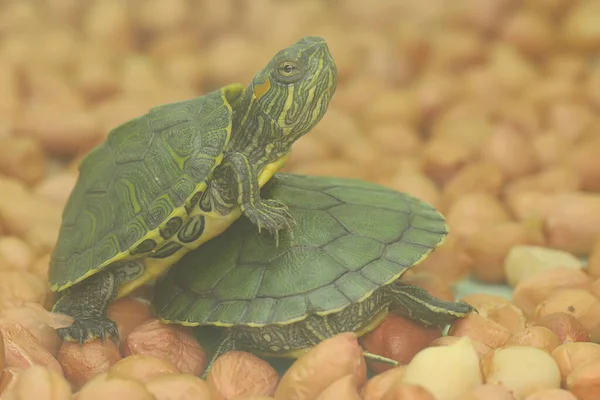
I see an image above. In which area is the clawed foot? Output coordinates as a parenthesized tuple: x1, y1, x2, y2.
(243, 199, 295, 244)
(57, 317, 120, 345)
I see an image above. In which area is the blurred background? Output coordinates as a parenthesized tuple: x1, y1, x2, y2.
(0, 0, 600, 288)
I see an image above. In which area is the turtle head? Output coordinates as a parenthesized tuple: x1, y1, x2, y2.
(250, 36, 337, 146)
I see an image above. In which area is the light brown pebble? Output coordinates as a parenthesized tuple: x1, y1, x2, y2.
(106, 297, 153, 351)
(501, 10, 554, 56)
(441, 161, 506, 209)
(1, 364, 71, 400)
(504, 167, 581, 195)
(363, 90, 421, 128)
(124, 319, 206, 377)
(232, 396, 273, 400)
(533, 289, 600, 342)
(429, 28, 485, 72)
(544, 192, 600, 255)
(545, 53, 587, 81)
(562, 0, 600, 52)
(368, 123, 422, 157)
(465, 221, 545, 284)
(489, 43, 539, 94)
(482, 346, 561, 399)
(207, 351, 279, 400)
(512, 268, 590, 317)
(315, 375, 362, 400)
(445, 193, 510, 239)
(428, 336, 492, 360)
(361, 366, 406, 400)
(506, 326, 561, 353)
(429, 100, 493, 148)
(30, 254, 51, 280)
(586, 236, 600, 279)
(0, 270, 48, 310)
(0, 367, 22, 394)
(421, 138, 473, 186)
(496, 99, 541, 138)
(591, 278, 600, 299)
(551, 342, 600, 384)
(413, 232, 473, 284)
(505, 247, 584, 289)
(74, 374, 154, 400)
(145, 374, 214, 400)
(58, 339, 122, 390)
(413, 71, 462, 118)
(504, 191, 560, 222)
(274, 333, 366, 400)
(462, 384, 516, 400)
(34, 170, 78, 205)
(0, 136, 47, 186)
(381, 171, 441, 211)
(0, 177, 62, 237)
(0, 319, 63, 375)
(460, 294, 526, 334)
(532, 132, 573, 168)
(0, 305, 62, 357)
(310, 108, 374, 163)
(333, 75, 387, 119)
(23, 224, 61, 257)
(0, 61, 19, 120)
(284, 134, 333, 169)
(448, 313, 510, 349)
(107, 354, 180, 383)
(73, 50, 121, 103)
(360, 314, 442, 374)
(382, 383, 436, 400)
(0, 329, 3, 372)
(15, 103, 99, 156)
(534, 313, 591, 343)
(480, 124, 539, 179)
(0, 236, 35, 272)
(565, 359, 600, 400)
(402, 336, 482, 400)
(524, 388, 577, 400)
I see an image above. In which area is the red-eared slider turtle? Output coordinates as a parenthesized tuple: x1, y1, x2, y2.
(153, 173, 476, 378)
(49, 36, 338, 344)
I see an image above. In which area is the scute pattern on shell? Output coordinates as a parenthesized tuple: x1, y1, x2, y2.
(49, 87, 236, 290)
(153, 173, 448, 327)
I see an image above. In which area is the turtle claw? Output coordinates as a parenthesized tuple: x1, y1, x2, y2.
(57, 317, 120, 345)
(244, 199, 295, 243)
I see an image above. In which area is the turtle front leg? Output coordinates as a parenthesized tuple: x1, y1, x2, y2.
(223, 152, 293, 241)
(388, 281, 477, 327)
(52, 269, 120, 344)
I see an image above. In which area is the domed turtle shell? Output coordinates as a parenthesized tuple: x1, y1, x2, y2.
(154, 173, 449, 327)
(49, 84, 244, 292)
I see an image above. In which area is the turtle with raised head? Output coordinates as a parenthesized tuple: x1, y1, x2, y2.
(49, 36, 338, 344)
(153, 173, 476, 378)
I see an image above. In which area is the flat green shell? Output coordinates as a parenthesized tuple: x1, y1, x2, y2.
(153, 173, 448, 327)
(49, 84, 243, 291)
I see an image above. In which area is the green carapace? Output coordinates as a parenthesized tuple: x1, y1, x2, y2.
(49, 36, 338, 344)
(153, 173, 476, 378)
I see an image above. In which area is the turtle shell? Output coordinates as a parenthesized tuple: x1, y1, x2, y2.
(153, 173, 448, 327)
(49, 83, 245, 292)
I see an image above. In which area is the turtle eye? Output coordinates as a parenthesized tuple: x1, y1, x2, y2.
(278, 61, 298, 77)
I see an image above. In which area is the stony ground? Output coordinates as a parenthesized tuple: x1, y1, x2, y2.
(1, 0, 600, 399)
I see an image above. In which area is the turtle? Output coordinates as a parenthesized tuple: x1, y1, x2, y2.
(49, 36, 338, 344)
(153, 173, 477, 378)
